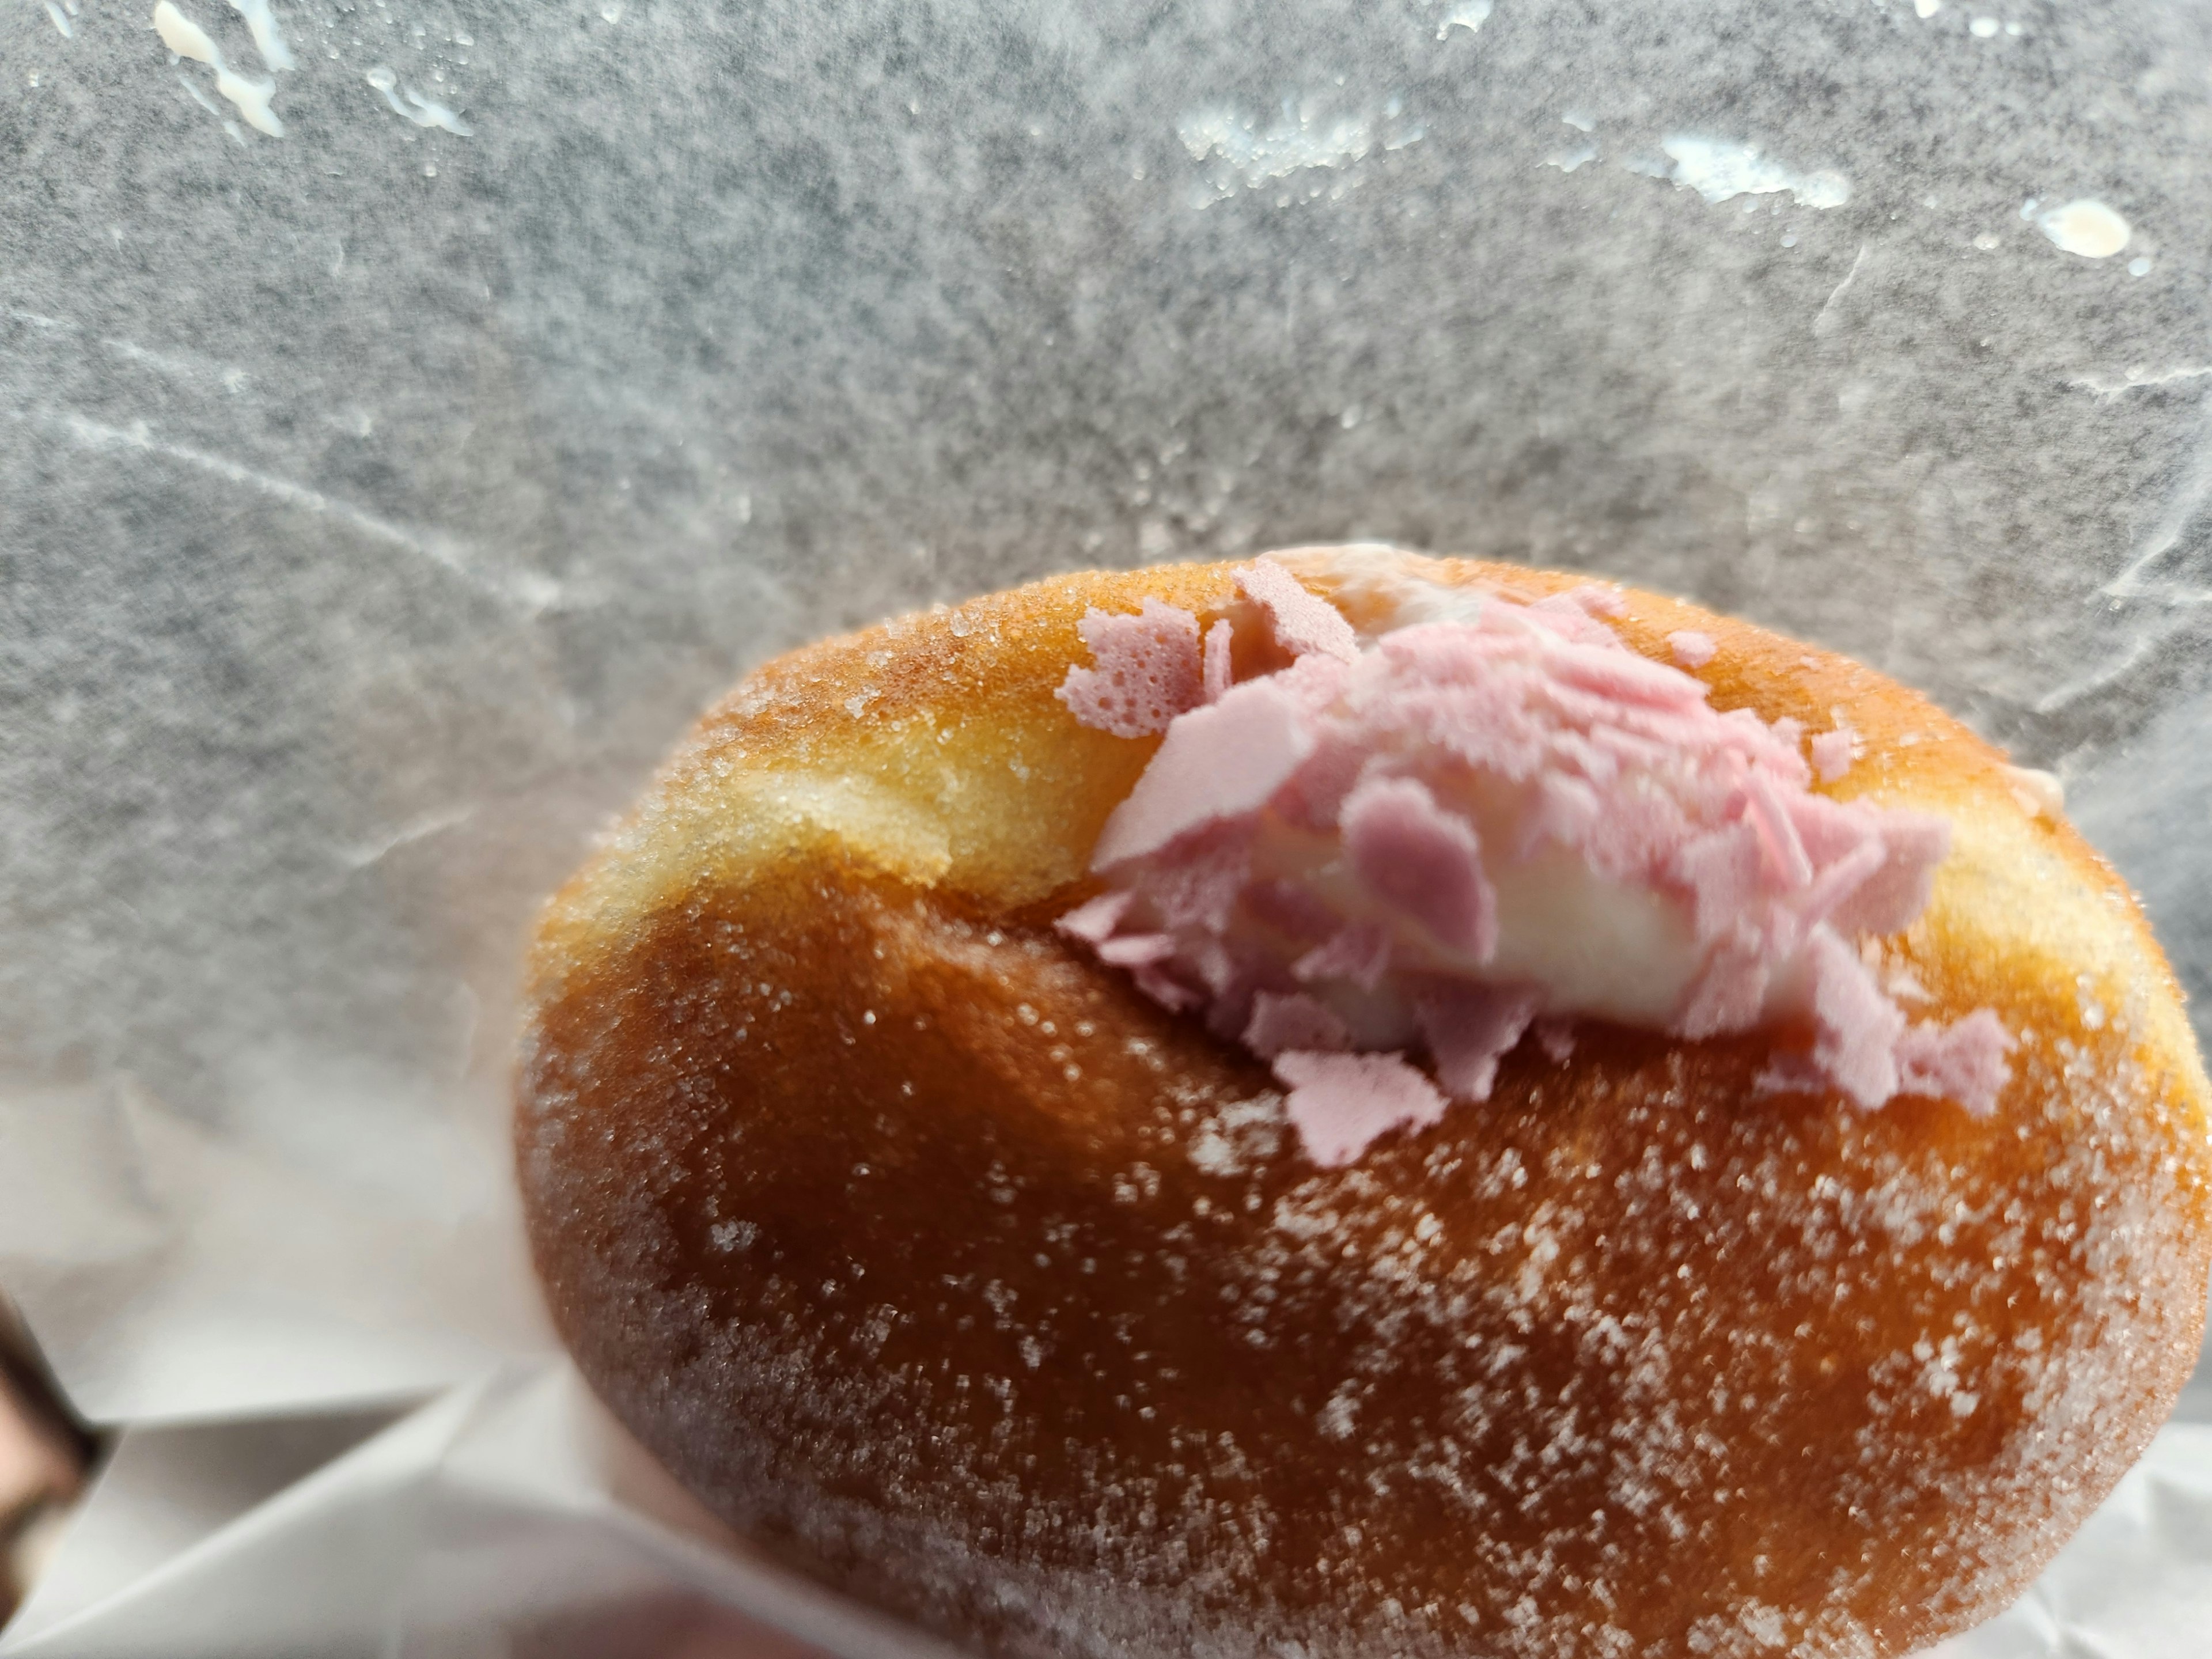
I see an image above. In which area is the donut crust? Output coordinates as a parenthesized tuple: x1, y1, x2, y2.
(518, 555, 2212, 1659)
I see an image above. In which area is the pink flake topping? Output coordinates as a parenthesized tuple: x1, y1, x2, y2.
(1565, 584, 1628, 617)
(1236, 558, 1361, 662)
(1055, 599, 1203, 737)
(1090, 678, 1315, 867)
(1055, 557, 2012, 1165)
(1055, 890, 1133, 946)
(1669, 630, 1718, 669)
(1896, 1009, 2015, 1119)
(1275, 1051, 1449, 1168)
(1294, 923, 1395, 993)
(1807, 926, 1907, 1108)
(1340, 776, 1497, 961)
(1202, 618, 1235, 703)
(1415, 982, 1540, 1102)
(1812, 721, 1856, 783)
(1243, 991, 1351, 1059)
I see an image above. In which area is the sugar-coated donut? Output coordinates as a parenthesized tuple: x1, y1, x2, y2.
(516, 551, 2212, 1659)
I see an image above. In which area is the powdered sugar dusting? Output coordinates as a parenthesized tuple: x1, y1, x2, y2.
(522, 888, 2203, 1659)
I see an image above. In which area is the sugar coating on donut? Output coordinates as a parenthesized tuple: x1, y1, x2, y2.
(1057, 559, 2013, 1164)
(518, 862, 2211, 1659)
(517, 554, 2212, 1659)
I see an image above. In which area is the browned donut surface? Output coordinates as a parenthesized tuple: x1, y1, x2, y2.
(517, 555, 2212, 1659)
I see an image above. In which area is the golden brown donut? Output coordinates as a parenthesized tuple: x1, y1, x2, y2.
(516, 552, 2212, 1659)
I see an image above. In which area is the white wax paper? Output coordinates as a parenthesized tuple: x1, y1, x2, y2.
(4, 0, 2211, 1652)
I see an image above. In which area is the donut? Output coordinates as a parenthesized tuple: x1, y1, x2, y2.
(516, 548, 2212, 1659)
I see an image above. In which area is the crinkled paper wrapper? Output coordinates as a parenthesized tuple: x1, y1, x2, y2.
(5, 0, 2212, 1653)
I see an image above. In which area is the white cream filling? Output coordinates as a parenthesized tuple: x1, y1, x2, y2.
(1224, 545, 1798, 1037)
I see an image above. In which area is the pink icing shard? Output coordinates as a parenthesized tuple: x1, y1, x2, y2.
(1566, 584, 1627, 617)
(1244, 991, 1351, 1059)
(1896, 1009, 2014, 1116)
(1056, 556, 2012, 1165)
(1524, 592, 1622, 647)
(1130, 961, 1204, 1013)
(1745, 770, 1816, 891)
(1095, 931, 1180, 968)
(1669, 630, 1718, 669)
(1794, 836, 1890, 931)
(1055, 600, 1203, 737)
(1274, 1050, 1448, 1168)
(1812, 722, 1856, 783)
(1055, 891, 1132, 946)
(1340, 776, 1497, 960)
(1808, 926, 1906, 1108)
(1673, 825, 1764, 942)
(1415, 982, 1540, 1101)
(1675, 929, 1775, 1040)
(1090, 677, 1315, 867)
(1534, 1016, 1576, 1064)
(1202, 618, 1234, 703)
(1132, 819, 1250, 933)
(1293, 923, 1393, 992)
(1235, 558, 1360, 662)
(1828, 813, 1949, 937)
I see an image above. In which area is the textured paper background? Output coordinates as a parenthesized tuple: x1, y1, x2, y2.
(2, 0, 2209, 1651)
